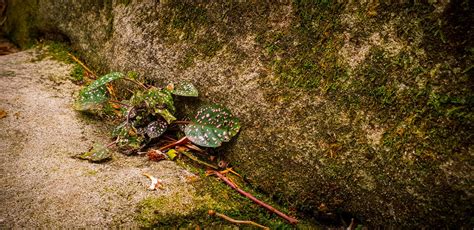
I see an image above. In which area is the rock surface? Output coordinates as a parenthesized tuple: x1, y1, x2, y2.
(3, 0, 472, 227)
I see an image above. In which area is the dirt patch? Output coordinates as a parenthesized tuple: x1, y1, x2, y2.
(0, 48, 201, 227)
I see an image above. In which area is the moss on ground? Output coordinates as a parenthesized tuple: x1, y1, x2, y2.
(137, 158, 320, 229)
(32, 41, 87, 84)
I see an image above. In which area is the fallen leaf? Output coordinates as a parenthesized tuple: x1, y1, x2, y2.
(147, 149, 166, 162)
(75, 143, 112, 162)
(143, 173, 163, 190)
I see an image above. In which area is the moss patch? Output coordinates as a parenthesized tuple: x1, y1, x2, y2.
(137, 159, 320, 229)
(33, 41, 88, 84)
(257, 1, 347, 89)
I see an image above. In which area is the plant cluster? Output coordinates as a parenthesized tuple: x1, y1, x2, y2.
(73, 72, 298, 226)
(74, 72, 240, 162)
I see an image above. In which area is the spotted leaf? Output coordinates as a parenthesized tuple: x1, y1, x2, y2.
(74, 86, 108, 111)
(87, 72, 124, 90)
(146, 118, 168, 139)
(167, 82, 199, 97)
(74, 72, 125, 111)
(130, 88, 176, 121)
(185, 104, 240, 147)
(76, 143, 111, 162)
(154, 108, 176, 124)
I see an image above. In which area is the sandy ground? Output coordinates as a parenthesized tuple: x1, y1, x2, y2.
(0, 48, 198, 228)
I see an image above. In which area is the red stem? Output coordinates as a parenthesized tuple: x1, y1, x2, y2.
(106, 139, 117, 148)
(212, 171, 299, 225)
(158, 136, 189, 151)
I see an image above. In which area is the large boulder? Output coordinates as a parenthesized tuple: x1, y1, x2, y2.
(4, 0, 472, 227)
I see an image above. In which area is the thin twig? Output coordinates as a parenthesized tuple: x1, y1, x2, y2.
(109, 100, 132, 108)
(208, 210, 269, 230)
(210, 171, 298, 225)
(158, 136, 189, 151)
(123, 77, 148, 90)
(179, 150, 218, 170)
(162, 135, 205, 155)
(67, 53, 97, 78)
(184, 143, 205, 153)
(106, 140, 117, 148)
(219, 167, 242, 178)
(163, 135, 177, 142)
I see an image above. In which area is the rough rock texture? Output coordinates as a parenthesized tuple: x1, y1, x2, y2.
(0, 47, 213, 228)
(3, 0, 472, 227)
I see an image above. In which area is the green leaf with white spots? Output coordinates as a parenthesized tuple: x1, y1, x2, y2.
(112, 121, 145, 154)
(167, 82, 199, 97)
(76, 143, 111, 162)
(112, 121, 130, 138)
(74, 72, 125, 111)
(87, 72, 124, 90)
(149, 89, 175, 114)
(117, 133, 145, 154)
(154, 108, 176, 124)
(130, 88, 175, 112)
(185, 104, 240, 147)
(146, 118, 168, 139)
(74, 86, 108, 111)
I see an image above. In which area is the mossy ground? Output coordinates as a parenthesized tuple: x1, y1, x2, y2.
(32, 41, 87, 84)
(137, 157, 320, 229)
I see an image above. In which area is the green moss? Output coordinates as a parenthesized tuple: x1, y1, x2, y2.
(245, 1, 473, 226)
(140, 1, 275, 70)
(137, 190, 215, 228)
(137, 158, 321, 228)
(71, 65, 85, 83)
(34, 41, 89, 84)
(85, 169, 98, 176)
(44, 42, 74, 63)
(136, 1, 225, 69)
(258, 1, 347, 89)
